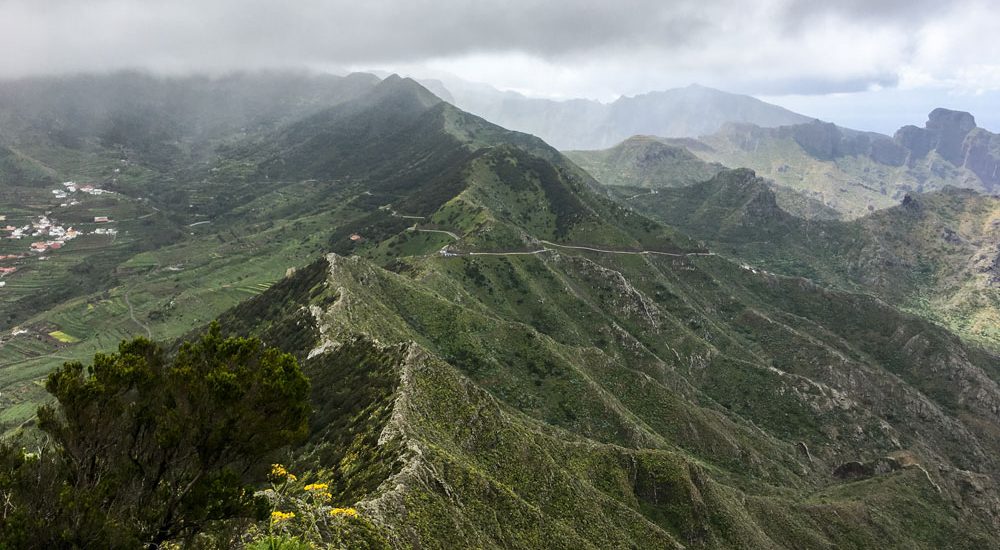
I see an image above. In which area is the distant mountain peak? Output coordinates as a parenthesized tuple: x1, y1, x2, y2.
(374, 74, 439, 98)
(363, 73, 444, 113)
(895, 107, 993, 169)
(927, 107, 977, 133)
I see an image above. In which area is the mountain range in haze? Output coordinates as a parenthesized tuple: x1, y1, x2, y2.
(568, 108, 1000, 218)
(417, 76, 999, 211)
(418, 76, 813, 150)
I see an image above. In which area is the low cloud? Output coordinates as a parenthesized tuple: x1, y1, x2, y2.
(0, 0, 997, 103)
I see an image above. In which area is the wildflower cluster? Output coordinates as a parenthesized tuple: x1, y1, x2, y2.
(270, 511, 295, 526)
(304, 483, 332, 503)
(329, 507, 360, 519)
(250, 464, 367, 547)
(270, 463, 297, 482)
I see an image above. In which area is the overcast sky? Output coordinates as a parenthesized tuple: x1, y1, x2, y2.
(2, 0, 998, 133)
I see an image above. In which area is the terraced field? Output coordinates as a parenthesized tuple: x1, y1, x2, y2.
(0, 181, 374, 432)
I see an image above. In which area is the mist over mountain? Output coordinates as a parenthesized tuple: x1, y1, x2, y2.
(425, 77, 813, 150)
(0, 71, 381, 170)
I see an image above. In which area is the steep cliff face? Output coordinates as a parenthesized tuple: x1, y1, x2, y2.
(894, 109, 1000, 192)
(753, 109, 999, 181)
(636, 109, 1000, 218)
(922, 108, 978, 166)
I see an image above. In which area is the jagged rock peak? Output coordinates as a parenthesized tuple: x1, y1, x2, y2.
(926, 108, 977, 134)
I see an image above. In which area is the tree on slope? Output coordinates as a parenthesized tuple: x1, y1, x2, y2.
(0, 323, 310, 548)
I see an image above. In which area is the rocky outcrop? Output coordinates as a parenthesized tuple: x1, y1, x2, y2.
(894, 109, 975, 166)
(894, 124, 932, 159)
(869, 135, 909, 166)
(925, 108, 977, 165)
(721, 120, 908, 165)
(961, 128, 1000, 192)
(892, 109, 1000, 192)
(715, 110, 999, 194)
(785, 120, 843, 160)
(832, 454, 915, 481)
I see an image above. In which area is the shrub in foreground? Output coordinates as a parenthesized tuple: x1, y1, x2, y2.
(0, 323, 310, 548)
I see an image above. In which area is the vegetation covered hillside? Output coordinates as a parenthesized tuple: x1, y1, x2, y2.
(208, 85, 1000, 545)
(0, 74, 682, 434)
(564, 135, 725, 188)
(567, 136, 842, 220)
(1, 73, 999, 549)
(613, 168, 1000, 349)
(202, 176, 1000, 547)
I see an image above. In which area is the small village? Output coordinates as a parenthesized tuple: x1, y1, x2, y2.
(0, 182, 117, 287)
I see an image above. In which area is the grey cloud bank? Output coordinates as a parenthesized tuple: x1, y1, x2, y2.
(1, 0, 998, 133)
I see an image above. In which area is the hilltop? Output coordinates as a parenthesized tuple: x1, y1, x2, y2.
(564, 135, 726, 188)
(566, 136, 841, 219)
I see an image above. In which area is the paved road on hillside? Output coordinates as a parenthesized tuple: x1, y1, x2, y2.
(387, 203, 715, 259)
(449, 241, 714, 258)
(413, 228, 461, 240)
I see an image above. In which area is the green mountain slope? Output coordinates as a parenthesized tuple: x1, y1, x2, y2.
(203, 85, 1000, 546)
(0, 74, 685, 429)
(214, 213, 1000, 547)
(2, 74, 1000, 549)
(564, 135, 725, 188)
(0, 71, 387, 337)
(0, 145, 55, 186)
(617, 168, 1000, 349)
(567, 135, 843, 220)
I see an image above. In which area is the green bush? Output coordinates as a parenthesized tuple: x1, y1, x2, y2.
(0, 323, 310, 548)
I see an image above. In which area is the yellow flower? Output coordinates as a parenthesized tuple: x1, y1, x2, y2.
(320, 492, 332, 502)
(269, 464, 297, 482)
(304, 483, 329, 492)
(270, 510, 295, 525)
(329, 507, 359, 519)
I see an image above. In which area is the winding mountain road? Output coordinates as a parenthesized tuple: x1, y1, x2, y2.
(538, 240, 715, 257)
(386, 202, 715, 259)
(413, 228, 461, 240)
